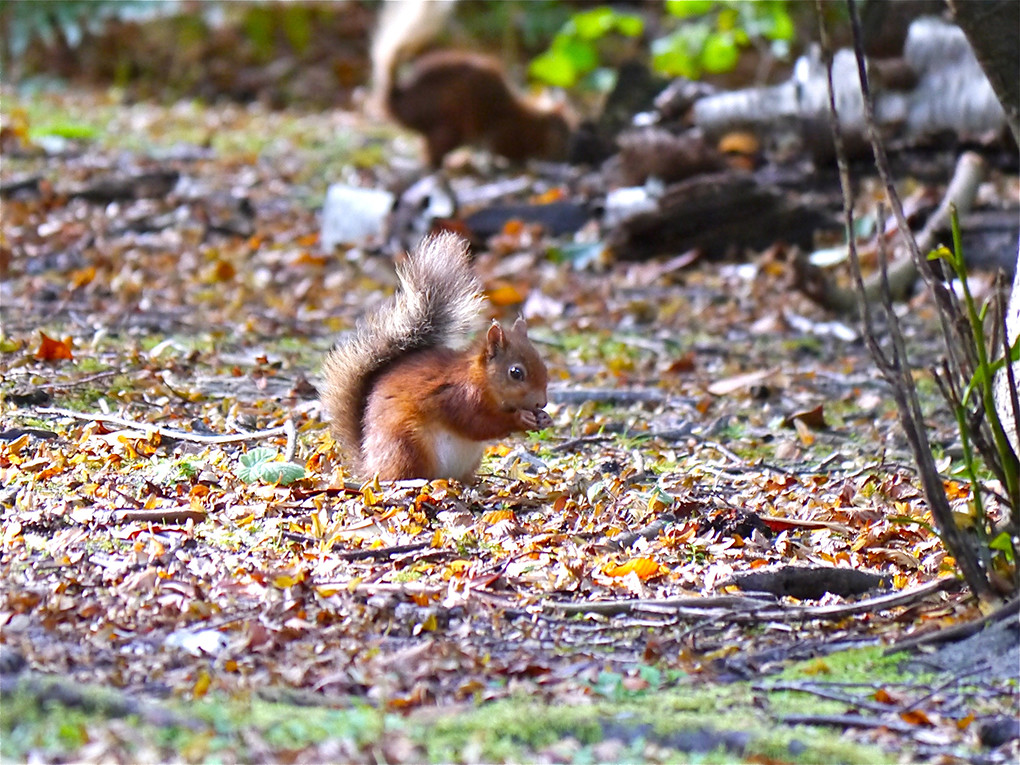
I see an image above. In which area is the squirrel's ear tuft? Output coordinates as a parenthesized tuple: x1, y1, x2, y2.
(511, 316, 528, 336)
(486, 320, 506, 353)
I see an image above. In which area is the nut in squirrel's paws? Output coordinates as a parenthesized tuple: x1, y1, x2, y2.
(517, 408, 553, 431)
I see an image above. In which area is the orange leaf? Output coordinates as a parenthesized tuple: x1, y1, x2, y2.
(486, 282, 526, 307)
(70, 265, 96, 289)
(35, 332, 73, 361)
(873, 688, 897, 704)
(502, 219, 525, 236)
(533, 187, 565, 204)
(956, 714, 975, 730)
(900, 709, 934, 726)
(603, 557, 663, 580)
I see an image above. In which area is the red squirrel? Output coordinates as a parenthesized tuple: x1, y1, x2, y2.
(371, 0, 572, 168)
(320, 233, 552, 481)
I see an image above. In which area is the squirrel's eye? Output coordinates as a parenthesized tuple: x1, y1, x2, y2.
(508, 364, 525, 382)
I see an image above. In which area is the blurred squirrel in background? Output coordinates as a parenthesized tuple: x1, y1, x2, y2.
(320, 232, 551, 482)
(370, 0, 572, 168)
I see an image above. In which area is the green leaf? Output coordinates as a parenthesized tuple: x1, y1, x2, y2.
(702, 31, 739, 73)
(570, 7, 616, 40)
(989, 530, 1015, 561)
(554, 36, 599, 73)
(614, 13, 645, 37)
(767, 5, 795, 41)
(716, 6, 739, 32)
(257, 462, 307, 486)
(665, 0, 714, 19)
(529, 48, 578, 87)
(31, 122, 98, 140)
(652, 24, 710, 78)
(240, 447, 276, 470)
(237, 448, 306, 485)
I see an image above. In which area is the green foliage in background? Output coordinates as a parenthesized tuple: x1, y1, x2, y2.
(528, 6, 644, 88)
(653, 0, 793, 78)
(529, 0, 795, 88)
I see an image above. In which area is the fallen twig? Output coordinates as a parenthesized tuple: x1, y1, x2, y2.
(546, 577, 958, 622)
(97, 508, 208, 525)
(604, 513, 679, 550)
(780, 713, 914, 734)
(42, 370, 121, 390)
(332, 542, 431, 561)
(754, 681, 893, 714)
(36, 407, 289, 445)
(546, 594, 776, 617)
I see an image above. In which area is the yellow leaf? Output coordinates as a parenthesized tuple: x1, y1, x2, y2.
(4, 434, 30, 457)
(3, 520, 23, 545)
(272, 570, 305, 589)
(445, 560, 471, 579)
(482, 509, 515, 525)
(193, 669, 211, 698)
(801, 659, 831, 676)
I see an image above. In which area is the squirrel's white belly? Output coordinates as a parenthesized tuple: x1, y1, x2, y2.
(430, 427, 485, 480)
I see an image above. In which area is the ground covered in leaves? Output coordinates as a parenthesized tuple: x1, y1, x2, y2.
(2, 88, 1018, 763)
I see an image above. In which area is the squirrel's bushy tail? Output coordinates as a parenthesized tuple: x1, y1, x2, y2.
(370, 0, 458, 117)
(321, 232, 483, 461)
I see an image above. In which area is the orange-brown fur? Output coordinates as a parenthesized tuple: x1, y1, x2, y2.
(320, 233, 549, 482)
(388, 50, 571, 168)
(371, 0, 571, 168)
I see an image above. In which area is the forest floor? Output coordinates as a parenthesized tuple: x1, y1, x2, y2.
(1, 88, 1018, 763)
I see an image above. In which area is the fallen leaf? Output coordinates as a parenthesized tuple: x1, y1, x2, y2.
(35, 332, 73, 361)
(707, 368, 778, 397)
(603, 557, 663, 580)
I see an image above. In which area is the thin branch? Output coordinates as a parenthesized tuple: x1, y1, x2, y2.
(780, 714, 914, 734)
(754, 681, 892, 714)
(546, 594, 775, 617)
(545, 577, 957, 623)
(35, 407, 290, 445)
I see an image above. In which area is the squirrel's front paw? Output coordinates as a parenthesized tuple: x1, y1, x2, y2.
(517, 408, 553, 431)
